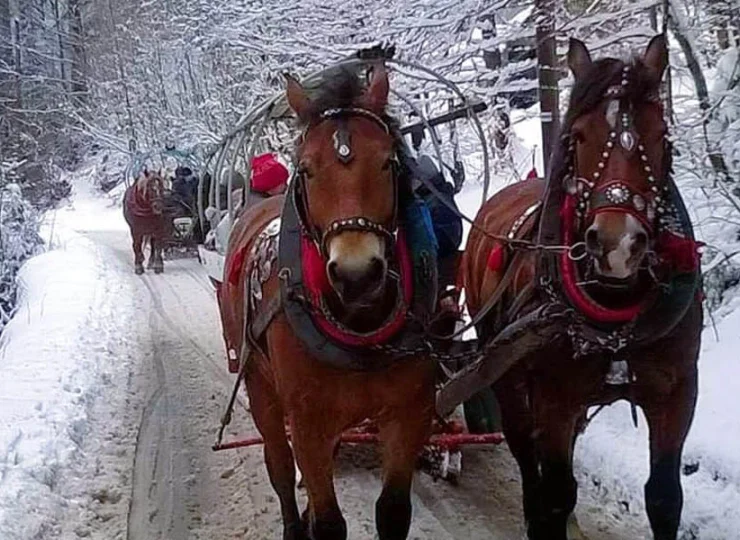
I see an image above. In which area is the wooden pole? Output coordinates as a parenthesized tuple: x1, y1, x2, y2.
(535, 0, 560, 177)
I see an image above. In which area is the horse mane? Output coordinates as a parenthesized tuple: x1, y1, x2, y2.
(136, 172, 151, 196)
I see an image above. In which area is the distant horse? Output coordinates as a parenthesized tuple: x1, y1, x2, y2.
(123, 169, 170, 274)
(461, 35, 703, 540)
(217, 64, 434, 539)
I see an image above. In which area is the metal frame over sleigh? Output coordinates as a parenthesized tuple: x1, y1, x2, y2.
(198, 52, 517, 482)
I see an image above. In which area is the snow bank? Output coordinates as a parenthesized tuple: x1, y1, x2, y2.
(0, 162, 137, 539)
(0, 235, 103, 538)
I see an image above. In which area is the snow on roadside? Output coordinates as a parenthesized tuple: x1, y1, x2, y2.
(0, 171, 138, 539)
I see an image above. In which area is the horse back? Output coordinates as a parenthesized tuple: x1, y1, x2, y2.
(461, 179, 545, 316)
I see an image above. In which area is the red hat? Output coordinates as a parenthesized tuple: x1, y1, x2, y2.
(251, 153, 289, 193)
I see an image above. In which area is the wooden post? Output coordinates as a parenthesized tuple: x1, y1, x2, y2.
(662, 0, 674, 123)
(535, 0, 560, 177)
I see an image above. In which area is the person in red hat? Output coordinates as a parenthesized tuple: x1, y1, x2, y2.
(242, 152, 290, 210)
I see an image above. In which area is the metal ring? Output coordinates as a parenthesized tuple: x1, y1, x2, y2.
(568, 241, 589, 261)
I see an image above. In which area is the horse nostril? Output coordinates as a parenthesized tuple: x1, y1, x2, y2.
(634, 232, 648, 251)
(585, 228, 601, 256)
(367, 257, 385, 284)
(327, 261, 340, 283)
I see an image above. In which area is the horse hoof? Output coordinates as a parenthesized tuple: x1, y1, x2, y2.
(154, 267, 163, 274)
(135, 265, 144, 275)
(283, 522, 308, 540)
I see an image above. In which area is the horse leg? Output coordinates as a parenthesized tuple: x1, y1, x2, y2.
(151, 237, 164, 274)
(641, 368, 698, 540)
(290, 419, 345, 540)
(245, 368, 305, 540)
(528, 389, 581, 540)
(494, 374, 541, 529)
(375, 403, 432, 540)
(146, 236, 154, 269)
(132, 233, 145, 274)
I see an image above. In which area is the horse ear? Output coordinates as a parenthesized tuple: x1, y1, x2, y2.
(567, 38, 592, 81)
(285, 73, 311, 122)
(643, 34, 668, 82)
(364, 62, 389, 113)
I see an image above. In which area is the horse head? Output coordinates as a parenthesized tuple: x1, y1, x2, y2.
(286, 63, 401, 309)
(138, 169, 167, 215)
(563, 35, 669, 285)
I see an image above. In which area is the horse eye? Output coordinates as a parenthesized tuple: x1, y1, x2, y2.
(571, 131, 585, 144)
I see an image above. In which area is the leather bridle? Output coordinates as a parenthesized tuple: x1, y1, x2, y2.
(293, 107, 401, 258)
(562, 64, 672, 236)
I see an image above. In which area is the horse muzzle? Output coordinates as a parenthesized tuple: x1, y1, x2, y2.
(326, 231, 388, 305)
(585, 215, 649, 282)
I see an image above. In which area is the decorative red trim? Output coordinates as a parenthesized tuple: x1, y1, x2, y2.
(559, 195, 644, 323)
(656, 231, 703, 273)
(303, 229, 413, 347)
(227, 246, 247, 286)
(302, 237, 331, 294)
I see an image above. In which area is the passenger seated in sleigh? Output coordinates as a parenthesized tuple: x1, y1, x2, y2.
(205, 153, 289, 252)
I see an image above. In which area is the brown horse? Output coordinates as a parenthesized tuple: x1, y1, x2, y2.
(123, 169, 170, 274)
(217, 64, 434, 540)
(461, 36, 702, 540)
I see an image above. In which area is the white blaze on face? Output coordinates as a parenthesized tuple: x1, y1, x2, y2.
(606, 100, 619, 129)
(327, 231, 385, 277)
(593, 214, 647, 279)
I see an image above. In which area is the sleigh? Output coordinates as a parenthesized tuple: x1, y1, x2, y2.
(125, 146, 206, 257)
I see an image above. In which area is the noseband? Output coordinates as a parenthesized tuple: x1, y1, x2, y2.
(294, 107, 400, 257)
(563, 64, 672, 234)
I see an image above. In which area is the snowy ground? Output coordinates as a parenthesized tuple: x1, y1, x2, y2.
(1, 106, 738, 540)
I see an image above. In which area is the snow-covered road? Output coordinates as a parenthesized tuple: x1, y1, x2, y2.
(0, 175, 657, 539)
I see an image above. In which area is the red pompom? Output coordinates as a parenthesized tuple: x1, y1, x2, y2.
(657, 232, 704, 273)
(487, 243, 505, 272)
